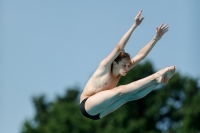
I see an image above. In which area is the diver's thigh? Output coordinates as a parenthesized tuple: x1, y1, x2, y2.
(85, 86, 124, 115)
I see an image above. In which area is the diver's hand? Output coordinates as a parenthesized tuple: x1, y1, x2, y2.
(134, 10, 144, 26)
(154, 23, 169, 40)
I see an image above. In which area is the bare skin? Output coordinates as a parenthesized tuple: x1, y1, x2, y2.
(80, 10, 175, 118)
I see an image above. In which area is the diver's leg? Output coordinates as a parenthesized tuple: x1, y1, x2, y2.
(99, 83, 158, 118)
(85, 66, 175, 116)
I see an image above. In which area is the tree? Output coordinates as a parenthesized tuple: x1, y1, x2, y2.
(21, 61, 200, 133)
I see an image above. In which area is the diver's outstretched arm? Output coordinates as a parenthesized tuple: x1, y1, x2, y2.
(117, 10, 144, 50)
(129, 23, 169, 69)
(100, 10, 144, 67)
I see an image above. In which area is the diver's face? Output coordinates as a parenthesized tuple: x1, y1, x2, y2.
(116, 58, 131, 76)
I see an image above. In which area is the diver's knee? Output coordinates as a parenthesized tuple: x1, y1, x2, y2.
(111, 85, 124, 96)
(115, 85, 130, 96)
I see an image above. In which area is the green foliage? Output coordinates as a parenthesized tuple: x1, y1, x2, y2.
(21, 61, 200, 133)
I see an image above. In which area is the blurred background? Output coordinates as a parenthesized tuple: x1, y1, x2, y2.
(1, 1, 200, 133)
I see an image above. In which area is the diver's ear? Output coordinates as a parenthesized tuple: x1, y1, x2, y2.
(113, 61, 117, 67)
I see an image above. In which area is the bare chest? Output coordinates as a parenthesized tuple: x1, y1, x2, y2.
(83, 69, 120, 96)
(92, 73, 119, 91)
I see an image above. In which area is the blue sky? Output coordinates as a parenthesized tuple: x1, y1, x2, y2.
(1, 1, 199, 133)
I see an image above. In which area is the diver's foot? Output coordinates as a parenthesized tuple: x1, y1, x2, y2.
(156, 66, 176, 85)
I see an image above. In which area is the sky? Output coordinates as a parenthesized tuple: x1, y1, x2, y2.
(0, 1, 200, 133)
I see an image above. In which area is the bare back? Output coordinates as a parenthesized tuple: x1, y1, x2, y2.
(80, 65, 120, 102)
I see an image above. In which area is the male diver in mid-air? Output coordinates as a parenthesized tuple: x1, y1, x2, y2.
(80, 10, 175, 120)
